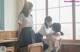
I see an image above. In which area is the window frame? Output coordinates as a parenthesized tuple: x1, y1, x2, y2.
(47, 0, 80, 43)
(27, 0, 80, 43)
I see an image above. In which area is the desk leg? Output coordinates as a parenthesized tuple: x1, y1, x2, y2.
(14, 42, 18, 52)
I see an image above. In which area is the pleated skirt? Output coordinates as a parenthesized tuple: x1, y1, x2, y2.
(18, 27, 35, 52)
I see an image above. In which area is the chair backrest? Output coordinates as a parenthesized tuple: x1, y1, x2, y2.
(6, 47, 14, 52)
(28, 42, 43, 52)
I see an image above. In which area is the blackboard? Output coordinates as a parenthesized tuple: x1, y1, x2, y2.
(0, 0, 4, 30)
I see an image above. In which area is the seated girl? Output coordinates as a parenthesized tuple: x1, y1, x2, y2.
(45, 23, 64, 52)
(35, 16, 52, 51)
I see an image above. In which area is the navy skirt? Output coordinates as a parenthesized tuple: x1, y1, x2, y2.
(18, 27, 35, 48)
(35, 33, 49, 51)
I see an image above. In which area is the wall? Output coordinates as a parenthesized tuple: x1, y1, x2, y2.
(4, 0, 26, 31)
(0, 0, 26, 38)
(4, 0, 18, 31)
(17, 0, 26, 15)
(0, 0, 18, 38)
(60, 44, 80, 52)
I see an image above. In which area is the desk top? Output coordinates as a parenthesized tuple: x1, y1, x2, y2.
(0, 38, 18, 43)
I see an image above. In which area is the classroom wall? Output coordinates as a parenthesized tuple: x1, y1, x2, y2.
(0, 0, 18, 38)
(4, 0, 18, 31)
(60, 44, 80, 52)
(0, 0, 26, 38)
(4, 0, 26, 31)
(17, 0, 26, 15)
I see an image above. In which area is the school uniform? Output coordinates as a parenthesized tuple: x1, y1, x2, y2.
(35, 24, 52, 51)
(18, 13, 35, 48)
(38, 24, 52, 37)
(45, 32, 62, 52)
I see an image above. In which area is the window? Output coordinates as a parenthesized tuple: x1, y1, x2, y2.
(48, 0, 59, 8)
(76, 6, 80, 40)
(61, 0, 72, 6)
(60, 7, 72, 23)
(27, 0, 46, 32)
(36, 10, 46, 24)
(76, 24, 80, 40)
(76, 1, 80, 5)
(27, 0, 80, 41)
(36, 0, 46, 9)
(60, 7, 73, 40)
(48, 8, 59, 22)
(61, 24, 73, 39)
(48, 0, 73, 40)
(75, 6, 80, 22)
(60, 1, 73, 39)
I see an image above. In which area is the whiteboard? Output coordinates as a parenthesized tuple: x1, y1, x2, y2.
(0, 0, 4, 30)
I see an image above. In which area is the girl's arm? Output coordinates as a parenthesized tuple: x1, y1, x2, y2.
(17, 13, 23, 38)
(40, 25, 52, 36)
(18, 23, 22, 38)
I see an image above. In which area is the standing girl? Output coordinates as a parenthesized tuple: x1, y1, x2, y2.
(18, 2, 35, 52)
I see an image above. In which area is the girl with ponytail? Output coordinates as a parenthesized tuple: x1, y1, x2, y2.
(45, 23, 64, 52)
(35, 16, 52, 51)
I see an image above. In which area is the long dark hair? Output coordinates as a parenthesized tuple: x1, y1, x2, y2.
(44, 16, 52, 29)
(21, 2, 33, 17)
(52, 23, 64, 35)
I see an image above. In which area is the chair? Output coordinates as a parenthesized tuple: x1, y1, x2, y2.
(6, 47, 14, 52)
(28, 42, 43, 52)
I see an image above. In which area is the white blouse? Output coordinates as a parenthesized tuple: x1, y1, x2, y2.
(46, 32, 62, 52)
(38, 24, 52, 36)
(50, 32, 62, 40)
(18, 13, 33, 27)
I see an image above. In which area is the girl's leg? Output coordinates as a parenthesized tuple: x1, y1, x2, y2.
(44, 46, 53, 52)
(43, 42, 49, 51)
(35, 33, 49, 51)
(51, 47, 56, 52)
